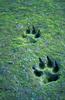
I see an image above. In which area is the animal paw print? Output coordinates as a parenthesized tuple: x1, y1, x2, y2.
(22, 25, 41, 44)
(32, 56, 60, 83)
(26, 25, 41, 38)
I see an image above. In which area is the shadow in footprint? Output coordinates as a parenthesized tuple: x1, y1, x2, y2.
(46, 72, 59, 82)
(26, 26, 30, 34)
(32, 25, 36, 34)
(39, 58, 45, 69)
(32, 66, 43, 77)
(53, 61, 59, 73)
(35, 29, 41, 38)
(47, 56, 54, 67)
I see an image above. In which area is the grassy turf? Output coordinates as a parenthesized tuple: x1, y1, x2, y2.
(0, 0, 65, 100)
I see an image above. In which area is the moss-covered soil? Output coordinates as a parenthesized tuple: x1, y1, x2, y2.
(0, 0, 65, 100)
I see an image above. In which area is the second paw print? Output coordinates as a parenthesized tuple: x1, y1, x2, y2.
(32, 56, 60, 83)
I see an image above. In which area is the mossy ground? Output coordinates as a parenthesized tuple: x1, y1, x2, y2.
(0, 0, 65, 100)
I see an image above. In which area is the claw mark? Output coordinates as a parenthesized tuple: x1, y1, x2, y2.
(35, 29, 41, 38)
(53, 61, 59, 73)
(39, 58, 45, 69)
(47, 56, 54, 67)
(26, 26, 30, 34)
(32, 25, 36, 34)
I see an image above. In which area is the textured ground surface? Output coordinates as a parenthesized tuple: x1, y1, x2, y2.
(0, 0, 65, 100)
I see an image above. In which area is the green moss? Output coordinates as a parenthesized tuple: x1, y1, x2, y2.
(0, 0, 65, 100)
